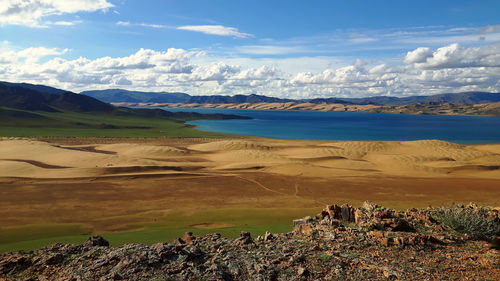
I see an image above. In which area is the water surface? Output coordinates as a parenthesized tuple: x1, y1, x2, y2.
(164, 108, 500, 144)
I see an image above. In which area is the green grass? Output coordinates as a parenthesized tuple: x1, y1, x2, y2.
(0, 107, 227, 138)
(0, 207, 320, 253)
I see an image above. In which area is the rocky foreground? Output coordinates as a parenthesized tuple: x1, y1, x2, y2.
(1, 202, 499, 281)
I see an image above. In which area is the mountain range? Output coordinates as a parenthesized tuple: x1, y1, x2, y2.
(2, 81, 500, 107)
(0, 81, 246, 120)
(81, 88, 500, 105)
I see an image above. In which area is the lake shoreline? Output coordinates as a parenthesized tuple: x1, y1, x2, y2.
(113, 102, 500, 117)
(150, 107, 500, 145)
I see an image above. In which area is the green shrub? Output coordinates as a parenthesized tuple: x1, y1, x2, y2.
(433, 204, 500, 241)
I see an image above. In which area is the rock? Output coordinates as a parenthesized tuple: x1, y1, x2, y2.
(382, 267, 399, 280)
(228, 262, 241, 276)
(172, 238, 186, 246)
(389, 219, 415, 232)
(406, 209, 438, 224)
(293, 216, 314, 227)
(238, 231, 253, 245)
(0, 255, 32, 275)
(326, 205, 341, 219)
(108, 272, 123, 280)
(381, 238, 392, 247)
(264, 231, 274, 242)
(320, 210, 330, 219)
(297, 266, 308, 276)
(492, 236, 500, 249)
(354, 209, 366, 224)
(363, 201, 378, 212)
(40, 253, 64, 265)
(84, 236, 110, 247)
(182, 232, 195, 245)
(434, 225, 446, 232)
(1, 201, 496, 280)
(341, 204, 353, 222)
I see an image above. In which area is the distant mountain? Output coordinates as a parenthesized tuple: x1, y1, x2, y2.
(186, 94, 295, 104)
(0, 81, 68, 95)
(0, 83, 115, 112)
(0, 82, 248, 121)
(4, 81, 500, 109)
(81, 90, 294, 104)
(310, 92, 500, 105)
(80, 88, 500, 106)
(81, 89, 191, 103)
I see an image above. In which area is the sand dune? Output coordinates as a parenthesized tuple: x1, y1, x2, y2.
(97, 143, 187, 158)
(1, 137, 499, 245)
(189, 140, 274, 152)
(1, 137, 499, 180)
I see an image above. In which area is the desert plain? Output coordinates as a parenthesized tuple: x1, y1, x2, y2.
(1, 136, 500, 252)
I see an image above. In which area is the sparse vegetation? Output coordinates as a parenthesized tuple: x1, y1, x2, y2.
(433, 204, 500, 241)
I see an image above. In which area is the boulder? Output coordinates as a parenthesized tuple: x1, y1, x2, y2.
(238, 231, 253, 245)
(182, 232, 195, 245)
(84, 236, 110, 247)
(264, 231, 274, 242)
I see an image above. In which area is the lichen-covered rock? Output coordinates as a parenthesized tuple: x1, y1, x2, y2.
(1, 202, 498, 281)
(84, 236, 110, 247)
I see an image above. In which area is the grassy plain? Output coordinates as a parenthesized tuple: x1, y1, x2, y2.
(0, 107, 225, 138)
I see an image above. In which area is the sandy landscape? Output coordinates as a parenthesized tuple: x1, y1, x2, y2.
(1, 137, 500, 250)
(112, 101, 500, 116)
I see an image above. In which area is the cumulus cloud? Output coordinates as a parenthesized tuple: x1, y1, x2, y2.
(177, 25, 253, 38)
(1, 43, 500, 98)
(404, 47, 433, 64)
(0, 46, 68, 64)
(404, 43, 500, 69)
(0, 0, 113, 27)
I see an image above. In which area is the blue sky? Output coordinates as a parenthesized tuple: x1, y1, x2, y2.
(1, 0, 500, 98)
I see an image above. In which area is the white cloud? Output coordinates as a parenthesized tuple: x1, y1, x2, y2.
(45, 20, 83, 26)
(116, 21, 168, 29)
(479, 24, 500, 34)
(0, 46, 68, 64)
(0, 0, 113, 27)
(177, 25, 253, 38)
(404, 43, 500, 69)
(404, 47, 433, 64)
(1, 43, 500, 98)
(116, 21, 130, 26)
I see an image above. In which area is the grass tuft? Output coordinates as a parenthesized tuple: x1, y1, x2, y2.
(433, 204, 500, 241)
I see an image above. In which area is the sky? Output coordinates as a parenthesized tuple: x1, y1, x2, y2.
(0, 0, 500, 98)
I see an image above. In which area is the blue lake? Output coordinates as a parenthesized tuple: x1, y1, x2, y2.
(163, 108, 500, 144)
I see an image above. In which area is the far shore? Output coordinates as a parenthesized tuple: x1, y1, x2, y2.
(112, 101, 500, 116)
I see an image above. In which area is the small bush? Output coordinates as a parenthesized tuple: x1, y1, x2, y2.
(318, 254, 332, 262)
(433, 204, 500, 241)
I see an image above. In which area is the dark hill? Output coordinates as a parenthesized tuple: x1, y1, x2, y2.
(5, 81, 500, 107)
(0, 81, 68, 95)
(186, 94, 294, 104)
(0, 82, 249, 121)
(80, 88, 500, 106)
(311, 92, 500, 105)
(0, 83, 60, 112)
(0, 83, 114, 112)
(81, 89, 191, 103)
(47, 92, 115, 112)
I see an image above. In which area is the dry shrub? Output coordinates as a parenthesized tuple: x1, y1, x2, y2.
(433, 204, 500, 241)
